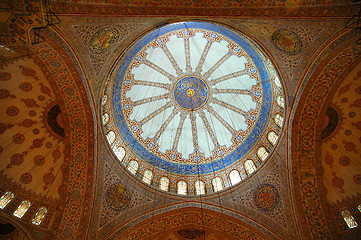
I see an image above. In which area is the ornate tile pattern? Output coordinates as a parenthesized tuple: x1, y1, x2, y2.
(71, 24, 143, 75)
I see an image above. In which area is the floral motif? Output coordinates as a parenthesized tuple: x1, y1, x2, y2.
(253, 184, 279, 211)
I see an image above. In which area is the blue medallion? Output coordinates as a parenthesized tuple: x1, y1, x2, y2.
(174, 76, 208, 110)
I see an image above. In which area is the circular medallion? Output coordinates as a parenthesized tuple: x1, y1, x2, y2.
(102, 21, 286, 195)
(272, 29, 302, 56)
(6, 106, 19, 116)
(89, 27, 119, 54)
(20, 173, 33, 184)
(106, 183, 131, 211)
(0, 72, 11, 81)
(253, 184, 279, 211)
(33, 155, 45, 166)
(174, 76, 208, 110)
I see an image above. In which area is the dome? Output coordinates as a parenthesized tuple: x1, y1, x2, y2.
(101, 21, 285, 195)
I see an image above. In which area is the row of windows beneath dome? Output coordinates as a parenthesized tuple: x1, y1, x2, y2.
(0, 192, 47, 225)
(104, 110, 284, 195)
(126, 159, 261, 195)
(106, 130, 280, 165)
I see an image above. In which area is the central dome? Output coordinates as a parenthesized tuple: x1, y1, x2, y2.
(102, 21, 285, 195)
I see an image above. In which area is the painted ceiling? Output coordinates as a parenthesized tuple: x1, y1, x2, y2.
(0, 0, 361, 240)
(102, 21, 285, 195)
(0, 57, 66, 200)
(320, 61, 361, 204)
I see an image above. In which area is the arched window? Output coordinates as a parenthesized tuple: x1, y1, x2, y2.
(212, 177, 223, 192)
(275, 114, 284, 128)
(113, 146, 125, 161)
(102, 95, 107, 106)
(127, 160, 138, 175)
(268, 131, 278, 145)
(14, 200, 31, 218)
(32, 206, 47, 225)
(274, 76, 282, 88)
(257, 147, 269, 161)
(102, 113, 109, 125)
(0, 192, 14, 209)
(229, 170, 242, 185)
(245, 160, 256, 175)
(142, 170, 153, 185)
(177, 181, 187, 195)
(195, 180, 205, 195)
(159, 177, 169, 191)
(106, 130, 116, 145)
(341, 210, 358, 229)
(277, 96, 285, 108)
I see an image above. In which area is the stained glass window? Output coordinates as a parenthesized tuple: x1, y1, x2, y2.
(341, 210, 358, 229)
(106, 131, 116, 145)
(275, 114, 284, 128)
(177, 181, 187, 195)
(268, 131, 278, 145)
(102, 113, 109, 125)
(212, 177, 223, 192)
(257, 147, 269, 161)
(358, 204, 361, 212)
(14, 200, 31, 218)
(277, 96, 285, 108)
(0, 192, 14, 209)
(159, 177, 169, 191)
(127, 160, 138, 175)
(0, 45, 15, 56)
(195, 180, 205, 195)
(229, 170, 242, 185)
(245, 160, 256, 175)
(113, 146, 125, 161)
(142, 170, 153, 185)
(32, 206, 47, 225)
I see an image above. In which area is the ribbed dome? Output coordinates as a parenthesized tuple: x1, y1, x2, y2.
(102, 21, 285, 195)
